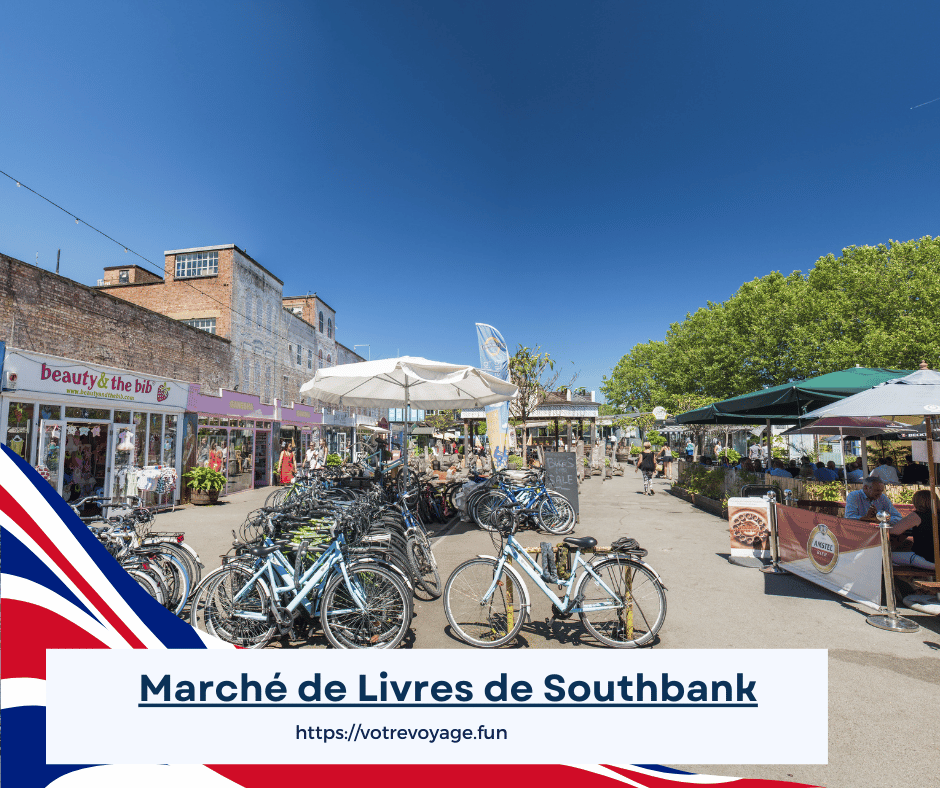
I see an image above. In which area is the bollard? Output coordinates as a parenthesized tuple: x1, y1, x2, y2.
(866, 511, 919, 633)
(760, 491, 787, 575)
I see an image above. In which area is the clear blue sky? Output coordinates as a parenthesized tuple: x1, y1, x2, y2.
(2, 1, 939, 402)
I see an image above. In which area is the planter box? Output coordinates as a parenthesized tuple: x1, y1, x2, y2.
(669, 486, 727, 519)
(190, 489, 220, 506)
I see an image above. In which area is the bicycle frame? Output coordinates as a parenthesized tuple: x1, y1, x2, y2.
(495, 479, 556, 518)
(231, 535, 368, 621)
(483, 533, 624, 616)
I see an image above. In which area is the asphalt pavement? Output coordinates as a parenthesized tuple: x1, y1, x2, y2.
(151, 471, 940, 788)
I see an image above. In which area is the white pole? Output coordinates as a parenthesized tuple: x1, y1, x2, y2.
(403, 375, 410, 490)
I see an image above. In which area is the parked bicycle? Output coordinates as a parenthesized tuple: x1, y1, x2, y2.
(444, 501, 666, 648)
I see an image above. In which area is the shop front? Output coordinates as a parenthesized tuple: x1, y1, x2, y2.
(323, 412, 354, 460)
(0, 348, 188, 507)
(187, 385, 277, 495)
(276, 402, 323, 475)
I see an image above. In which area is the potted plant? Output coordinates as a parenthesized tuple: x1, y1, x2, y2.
(183, 466, 226, 505)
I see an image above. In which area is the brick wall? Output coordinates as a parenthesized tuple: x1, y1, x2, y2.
(101, 265, 163, 285)
(98, 248, 236, 339)
(0, 252, 231, 390)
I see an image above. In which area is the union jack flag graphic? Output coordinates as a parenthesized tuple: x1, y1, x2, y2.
(0, 445, 823, 787)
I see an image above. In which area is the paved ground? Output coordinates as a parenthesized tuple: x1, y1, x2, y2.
(153, 472, 940, 788)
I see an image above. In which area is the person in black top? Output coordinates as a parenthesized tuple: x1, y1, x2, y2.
(901, 454, 930, 484)
(636, 441, 657, 496)
(890, 488, 937, 569)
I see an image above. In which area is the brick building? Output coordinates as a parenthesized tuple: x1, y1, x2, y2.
(96, 244, 382, 422)
(1, 251, 230, 388)
(0, 250, 232, 505)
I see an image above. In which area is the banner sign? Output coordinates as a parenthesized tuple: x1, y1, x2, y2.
(475, 323, 511, 470)
(5, 350, 189, 409)
(727, 498, 771, 560)
(774, 505, 883, 609)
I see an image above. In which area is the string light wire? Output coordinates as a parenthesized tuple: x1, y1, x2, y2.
(0, 167, 305, 344)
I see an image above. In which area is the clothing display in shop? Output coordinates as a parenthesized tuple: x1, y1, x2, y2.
(117, 430, 135, 452)
(8, 434, 25, 457)
(114, 466, 177, 498)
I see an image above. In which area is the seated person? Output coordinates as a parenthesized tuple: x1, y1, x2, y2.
(767, 459, 792, 477)
(739, 458, 755, 473)
(901, 454, 929, 484)
(798, 457, 815, 479)
(826, 460, 844, 481)
(787, 459, 800, 477)
(868, 456, 899, 484)
(844, 477, 903, 524)
(813, 461, 838, 482)
(845, 460, 865, 483)
(752, 459, 763, 474)
(889, 488, 937, 569)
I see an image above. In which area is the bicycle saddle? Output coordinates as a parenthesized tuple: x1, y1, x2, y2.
(248, 539, 290, 557)
(563, 536, 597, 550)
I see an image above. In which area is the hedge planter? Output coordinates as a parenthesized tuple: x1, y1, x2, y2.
(669, 485, 727, 519)
(191, 489, 220, 506)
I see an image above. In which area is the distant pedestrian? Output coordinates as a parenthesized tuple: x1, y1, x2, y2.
(637, 441, 657, 495)
(685, 439, 694, 460)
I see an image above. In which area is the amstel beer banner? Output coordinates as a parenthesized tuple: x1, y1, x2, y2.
(774, 505, 883, 610)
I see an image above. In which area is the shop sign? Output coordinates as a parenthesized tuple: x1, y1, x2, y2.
(187, 384, 275, 420)
(279, 403, 323, 426)
(324, 413, 353, 426)
(5, 351, 189, 409)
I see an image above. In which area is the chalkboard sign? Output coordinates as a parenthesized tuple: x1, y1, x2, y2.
(544, 451, 580, 514)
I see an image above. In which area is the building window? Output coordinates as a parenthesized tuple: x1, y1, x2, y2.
(296, 344, 302, 365)
(245, 294, 252, 325)
(327, 318, 332, 338)
(118, 269, 129, 283)
(307, 349, 313, 370)
(256, 297, 262, 327)
(182, 318, 217, 334)
(266, 303, 272, 332)
(319, 311, 324, 333)
(288, 343, 293, 361)
(327, 354, 331, 364)
(291, 306, 302, 315)
(175, 251, 218, 278)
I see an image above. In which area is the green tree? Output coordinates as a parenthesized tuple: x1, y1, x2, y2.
(509, 345, 576, 453)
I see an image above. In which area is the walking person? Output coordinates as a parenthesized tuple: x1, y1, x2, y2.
(658, 443, 673, 480)
(636, 440, 657, 495)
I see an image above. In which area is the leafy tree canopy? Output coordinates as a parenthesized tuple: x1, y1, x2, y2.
(602, 236, 940, 417)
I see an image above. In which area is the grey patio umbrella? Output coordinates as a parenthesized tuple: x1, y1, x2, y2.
(782, 417, 920, 487)
(803, 366, 940, 583)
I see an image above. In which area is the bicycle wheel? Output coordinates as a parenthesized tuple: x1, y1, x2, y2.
(127, 569, 162, 602)
(443, 557, 525, 647)
(320, 564, 413, 649)
(203, 564, 276, 648)
(538, 493, 576, 535)
(577, 557, 666, 648)
(407, 532, 441, 598)
(473, 491, 508, 531)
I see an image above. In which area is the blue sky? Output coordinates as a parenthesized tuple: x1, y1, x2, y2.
(2, 1, 939, 402)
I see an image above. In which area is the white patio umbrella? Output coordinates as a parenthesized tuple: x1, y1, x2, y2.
(300, 356, 517, 486)
(803, 365, 940, 583)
